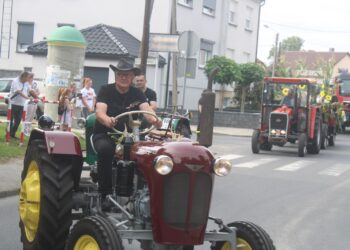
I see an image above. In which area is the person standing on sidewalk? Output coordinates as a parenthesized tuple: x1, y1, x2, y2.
(26, 73, 43, 121)
(81, 77, 96, 118)
(135, 73, 157, 111)
(58, 88, 73, 131)
(9, 72, 31, 139)
(196, 92, 205, 141)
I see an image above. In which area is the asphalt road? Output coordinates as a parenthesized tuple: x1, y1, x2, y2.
(1, 134, 350, 249)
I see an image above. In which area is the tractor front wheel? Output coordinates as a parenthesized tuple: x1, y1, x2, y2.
(327, 125, 336, 146)
(320, 124, 327, 149)
(65, 216, 123, 250)
(211, 221, 275, 250)
(298, 133, 307, 157)
(19, 139, 74, 250)
(306, 118, 321, 154)
(251, 130, 260, 154)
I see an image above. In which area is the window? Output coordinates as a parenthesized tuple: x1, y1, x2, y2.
(17, 22, 34, 53)
(203, 0, 216, 16)
(245, 6, 253, 30)
(178, 0, 193, 8)
(226, 48, 235, 60)
(199, 39, 214, 67)
(229, 0, 238, 25)
(57, 23, 75, 27)
(243, 52, 250, 62)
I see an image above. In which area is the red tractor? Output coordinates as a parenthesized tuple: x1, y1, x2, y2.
(334, 70, 350, 131)
(19, 111, 275, 250)
(252, 77, 322, 157)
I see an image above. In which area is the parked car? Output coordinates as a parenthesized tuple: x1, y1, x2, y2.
(0, 78, 13, 115)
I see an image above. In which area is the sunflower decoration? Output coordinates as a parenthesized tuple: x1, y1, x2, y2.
(320, 90, 325, 97)
(282, 88, 289, 96)
(299, 84, 306, 90)
(326, 95, 332, 101)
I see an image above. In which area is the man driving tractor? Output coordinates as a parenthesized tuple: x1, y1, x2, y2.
(93, 58, 161, 209)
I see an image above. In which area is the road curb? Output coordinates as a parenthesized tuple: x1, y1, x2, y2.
(213, 132, 251, 137)
(0, 189, 19, 199)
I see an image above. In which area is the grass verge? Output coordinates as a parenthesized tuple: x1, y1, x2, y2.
(0, 123, 86, 163)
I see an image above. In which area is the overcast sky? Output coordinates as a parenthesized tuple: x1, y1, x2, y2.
(257, 0, 350, 63)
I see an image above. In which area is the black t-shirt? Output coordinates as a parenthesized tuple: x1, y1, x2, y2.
(93, 84, 147, 134)
(144, 88, 157, 104)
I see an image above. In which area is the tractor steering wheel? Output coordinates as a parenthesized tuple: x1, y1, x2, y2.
(111, 110, 160, 136)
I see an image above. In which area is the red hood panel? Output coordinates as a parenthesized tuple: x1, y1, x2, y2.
(130, 140, 215, 245)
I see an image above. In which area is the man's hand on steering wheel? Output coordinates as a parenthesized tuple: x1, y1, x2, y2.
(151, 117, 162, 129)
(106, 116, 117, 128)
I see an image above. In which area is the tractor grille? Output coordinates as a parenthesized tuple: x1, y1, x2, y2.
(163, 173, 189, 228)
(163, 172, 212, 229)
(189, 172, 212, 228)
(270, 113, 288, 130)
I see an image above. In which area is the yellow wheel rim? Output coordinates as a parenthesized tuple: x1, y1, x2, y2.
(221, 238, 253, 250)
(19, 161, 41, 242)
(74, 235, 100, 250)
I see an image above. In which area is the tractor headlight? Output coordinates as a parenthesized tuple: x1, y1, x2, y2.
(213, 158, 232, 177)
(281, 130, 286, 135)
(154, 155, 173, 175)
(271, 129, 276, 135)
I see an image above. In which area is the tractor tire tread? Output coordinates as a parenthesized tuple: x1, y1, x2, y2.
(20, 139, 74, 250)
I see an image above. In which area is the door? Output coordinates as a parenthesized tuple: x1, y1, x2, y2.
(83, 67, 109, 94)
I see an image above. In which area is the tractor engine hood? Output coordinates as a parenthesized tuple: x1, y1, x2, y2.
(130, 140, 215, 245)
(273, 105, 293, 117)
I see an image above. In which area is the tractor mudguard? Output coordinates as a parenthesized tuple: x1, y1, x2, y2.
(28, 128, 83, 157)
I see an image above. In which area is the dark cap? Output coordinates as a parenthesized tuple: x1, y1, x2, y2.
(109, 58, 141, 75)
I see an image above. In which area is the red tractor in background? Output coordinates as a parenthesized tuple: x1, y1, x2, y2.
(334, 69, 350, 131)
(252, 77, 322, 157)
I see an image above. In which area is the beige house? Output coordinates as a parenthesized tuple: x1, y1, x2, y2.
(282, 50, 350, 81)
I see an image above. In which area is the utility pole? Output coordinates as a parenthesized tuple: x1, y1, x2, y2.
(170, 0, 178, 109)
(140, 0, 154, 75)
(272, 32, 279, 77)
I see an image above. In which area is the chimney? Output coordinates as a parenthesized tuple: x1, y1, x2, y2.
(329, 48, 335, 52)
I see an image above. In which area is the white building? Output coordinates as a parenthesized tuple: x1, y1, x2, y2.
(0, 0, 264, 109)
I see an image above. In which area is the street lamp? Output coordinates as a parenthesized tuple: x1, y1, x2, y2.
(264, 25, 279, 77)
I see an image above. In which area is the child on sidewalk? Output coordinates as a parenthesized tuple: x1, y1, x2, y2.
(58, 88, 73, 131)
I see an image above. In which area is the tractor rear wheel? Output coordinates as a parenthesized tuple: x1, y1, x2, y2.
(180, 125, 191, 139)
(19, 139, 74, 250)
(298, 133, 307, 157)
(306, 118, 321, 154)
(65, 215, 123, 250)
(211, 221, 275, 250)
(251, 130, 260, 154)
(320, 124, 327, 149)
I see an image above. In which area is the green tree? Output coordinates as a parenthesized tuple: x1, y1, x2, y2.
(204, 56, 241, 110)
(269, 36, 304, 58)
(237, 63, 265, 112)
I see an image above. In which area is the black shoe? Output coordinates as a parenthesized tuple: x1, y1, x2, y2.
(101, 197, 114, 212)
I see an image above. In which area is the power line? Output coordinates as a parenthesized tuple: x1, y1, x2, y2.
(263, 20, 350, 34)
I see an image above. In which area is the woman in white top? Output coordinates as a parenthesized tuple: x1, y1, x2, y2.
(81, 77, 96, 118)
